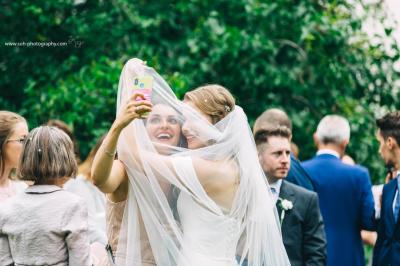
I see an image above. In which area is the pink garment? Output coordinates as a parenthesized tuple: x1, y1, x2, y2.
(106, 197, 155, 265)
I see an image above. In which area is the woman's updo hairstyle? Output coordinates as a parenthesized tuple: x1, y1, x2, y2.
(184, 84, 235, 124)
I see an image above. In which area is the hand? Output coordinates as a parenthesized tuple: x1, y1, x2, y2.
(114, 92, 152, 130)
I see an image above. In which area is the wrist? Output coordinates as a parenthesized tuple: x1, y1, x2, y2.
(111, 120, 125, 134)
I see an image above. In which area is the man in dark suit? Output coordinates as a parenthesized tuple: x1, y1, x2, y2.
(302, 115, 375, 266)
(254, 108, 315, 191)
(255, 126, 327, 266)
(373, 111, 400, 266)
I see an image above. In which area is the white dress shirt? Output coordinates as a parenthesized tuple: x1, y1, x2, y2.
(269, 179, 283, 205)
(316, 149, 340, 158)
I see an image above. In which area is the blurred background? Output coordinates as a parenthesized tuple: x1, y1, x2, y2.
(1, 0, 399, 183)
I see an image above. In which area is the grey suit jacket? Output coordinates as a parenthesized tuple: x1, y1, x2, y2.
(278, 180, 327, 266)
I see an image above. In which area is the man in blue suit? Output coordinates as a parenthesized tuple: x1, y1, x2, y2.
(373, 111, 400, 266)
(302, 115, 375, 266)
(254, 108, 315, 191)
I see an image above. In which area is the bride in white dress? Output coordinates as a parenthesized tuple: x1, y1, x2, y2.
(92, 58, 290, 266)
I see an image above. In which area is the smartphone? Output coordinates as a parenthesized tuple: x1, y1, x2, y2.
(133, 75, 153, 101)
(133, 75, 153, 117)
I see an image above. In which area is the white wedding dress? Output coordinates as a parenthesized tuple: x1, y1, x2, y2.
(177, 192, 240, 266)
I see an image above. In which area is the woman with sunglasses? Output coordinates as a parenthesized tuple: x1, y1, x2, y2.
(0, 111, 29, 202)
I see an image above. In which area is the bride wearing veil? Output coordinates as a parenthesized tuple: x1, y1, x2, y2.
(92, 58, 290, 266)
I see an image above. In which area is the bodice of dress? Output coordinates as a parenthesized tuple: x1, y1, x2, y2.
(177, 192, 240, 266)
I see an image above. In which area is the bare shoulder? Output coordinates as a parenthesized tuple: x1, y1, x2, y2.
(192, 157, 239, 187)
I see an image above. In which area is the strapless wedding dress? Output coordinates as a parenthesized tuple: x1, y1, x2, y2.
(177, 192, 240, 266)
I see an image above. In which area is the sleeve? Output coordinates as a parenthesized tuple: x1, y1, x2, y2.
(372, 184, 388, 265)
(0, 233, 13, 266)
(61, 199, 92, 266)
(65, 180, 107, 245)
(287, 156, 315, 191)
(0, 209, 14, 266)
(303, 192, 327, 266)
(358, 169, 377, 231)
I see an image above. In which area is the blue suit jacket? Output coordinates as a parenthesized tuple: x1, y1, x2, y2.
(373, 178, 400, 266)
(287, 154, 315, 191)
(302, 154, 376, 266)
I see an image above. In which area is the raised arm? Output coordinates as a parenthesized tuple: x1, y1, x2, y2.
(91, 93, 152, 193)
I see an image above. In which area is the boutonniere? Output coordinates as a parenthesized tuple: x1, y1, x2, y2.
(277, 197, 293, 224)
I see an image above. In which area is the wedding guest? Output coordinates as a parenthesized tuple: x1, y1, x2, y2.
(0, 111, 28, 202)
(253, 108, 315, 191)
(0, 126, 91, 265)
(373, 111, 400, 266)
(302, 115, 375, 266)
(94, 103, 185, 265)
(255, 126, 326, 266)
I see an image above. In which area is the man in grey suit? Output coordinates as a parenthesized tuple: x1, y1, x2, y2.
(254, 126, 327, 266)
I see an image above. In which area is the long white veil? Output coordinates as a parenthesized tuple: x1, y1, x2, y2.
(115, 59, 290, 266)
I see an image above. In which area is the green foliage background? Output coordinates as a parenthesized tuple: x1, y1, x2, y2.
(1, 0, 399, 183)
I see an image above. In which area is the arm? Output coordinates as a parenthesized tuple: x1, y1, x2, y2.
(359, 169, 376, 231)
(372, 185, 387, 265)
(63, 200, 91, 266)
(91, 92, 152, 193)
(303, 193, 327, 266)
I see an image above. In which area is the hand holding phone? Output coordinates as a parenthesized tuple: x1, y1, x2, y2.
(133, 75, 153, 118)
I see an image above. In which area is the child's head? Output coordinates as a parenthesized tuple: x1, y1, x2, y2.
(19, 126, 77, 184)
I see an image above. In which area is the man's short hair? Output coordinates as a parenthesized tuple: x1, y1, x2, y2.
(254, 126, 292, 147)
(316, 115, 350, 145)
(253, 108, 292, 135)
(376, 111, 400, 145)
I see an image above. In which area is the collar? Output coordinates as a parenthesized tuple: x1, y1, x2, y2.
(269, 179, 283, 194)
(25, 185, 62, 194)
(316, 149, 340, 158)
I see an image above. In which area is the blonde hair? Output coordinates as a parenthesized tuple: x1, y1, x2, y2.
(19, 126, 77, 184)
(0, 111, 26, 177)
(184, 84, 235, 124)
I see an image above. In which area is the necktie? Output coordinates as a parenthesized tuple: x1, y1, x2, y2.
(394, 174, 400, 222)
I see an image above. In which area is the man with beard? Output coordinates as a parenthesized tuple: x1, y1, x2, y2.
(373, 111, 400, 266)
(255, 126, 326, 266)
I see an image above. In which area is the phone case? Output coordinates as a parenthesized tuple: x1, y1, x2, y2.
(133, 75, 153, 101)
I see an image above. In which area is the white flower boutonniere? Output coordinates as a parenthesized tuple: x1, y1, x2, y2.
(277, 197, 293, 225)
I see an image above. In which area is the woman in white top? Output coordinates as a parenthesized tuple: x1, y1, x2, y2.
(0, 111, 28, 202)
(64, 135, 108, 245)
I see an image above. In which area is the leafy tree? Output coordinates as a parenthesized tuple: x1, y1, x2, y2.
(1, 0, 398, 181)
